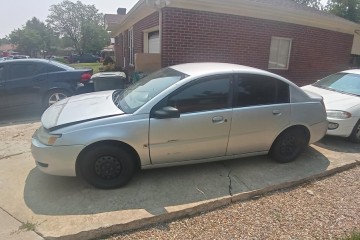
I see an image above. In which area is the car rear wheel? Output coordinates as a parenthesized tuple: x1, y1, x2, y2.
(270, 128, 307, 163)
(43, 89, 70, 109)
(78, 144, 135, 189)
(348, 121, 360, 143)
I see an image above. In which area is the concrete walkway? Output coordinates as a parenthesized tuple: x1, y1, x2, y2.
(0, 208, 43, 240)
(0, 122, 359, 240)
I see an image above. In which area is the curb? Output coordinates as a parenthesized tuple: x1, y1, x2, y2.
(44, 160, 360, 240)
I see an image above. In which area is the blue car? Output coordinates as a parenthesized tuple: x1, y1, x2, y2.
(0, 59, 93, 111)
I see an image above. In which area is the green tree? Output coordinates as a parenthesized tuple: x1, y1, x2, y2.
(293, 0, 324, 10)
(8, 17, 57, 57)
(0, 38, 10, 45)
(47, 0, 108, 54)
(326, 0, 360, 22)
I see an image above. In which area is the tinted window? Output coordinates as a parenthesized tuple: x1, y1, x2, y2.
(235, 74, 289, 107)
(8, 64, 38, 80)
(167, 75, 231, 113)
(49, 60, 74, 70)
(0, 65, 4, 81)
(40, 63, 63, 73)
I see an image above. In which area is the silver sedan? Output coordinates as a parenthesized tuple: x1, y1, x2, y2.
(31, 63, 327, 189)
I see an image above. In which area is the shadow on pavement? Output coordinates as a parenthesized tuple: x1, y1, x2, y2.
(315, 135, 360, 153)
(23, 146, 329, 216)
(0, 109, 42, 127)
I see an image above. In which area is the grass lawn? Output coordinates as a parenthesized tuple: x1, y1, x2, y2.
(69, 62, 103, 74)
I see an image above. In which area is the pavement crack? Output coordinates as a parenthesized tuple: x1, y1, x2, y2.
(227, 169, 233, 196)
(0, 151, 29, 160)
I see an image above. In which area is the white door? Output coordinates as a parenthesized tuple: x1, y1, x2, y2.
(148, 31, 160, 53)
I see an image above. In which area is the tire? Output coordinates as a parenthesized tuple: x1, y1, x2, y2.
(270, 128, 307, 163)
(43, 89, 70, 109)
(348, 121, 360, 143)
(78, 144, 136, 189)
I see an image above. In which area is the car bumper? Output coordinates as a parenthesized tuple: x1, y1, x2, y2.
(31, 137, 85, 176)
(309, 120, 328, 144)
(326, 117, 358, 137)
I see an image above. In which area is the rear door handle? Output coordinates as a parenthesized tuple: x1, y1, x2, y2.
(212, 116, 227, 124)
(272, 110, 282, 116)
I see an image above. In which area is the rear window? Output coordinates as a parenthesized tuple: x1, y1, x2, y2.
(49, 60, 74, 70)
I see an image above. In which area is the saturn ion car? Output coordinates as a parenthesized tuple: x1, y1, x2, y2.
(302, 69, 360, 143)
(31, 63, 327, 189)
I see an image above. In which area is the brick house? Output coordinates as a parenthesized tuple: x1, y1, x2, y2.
(105, 0, 360, 86)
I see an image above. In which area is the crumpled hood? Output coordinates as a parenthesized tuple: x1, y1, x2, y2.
(42, 90, 124, 129)
(302, 85, 360, 110)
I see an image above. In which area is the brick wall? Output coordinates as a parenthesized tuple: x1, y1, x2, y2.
(161, 7, 353, 86)
(114, 12, 159, 73)
(133, 12, 159, 56)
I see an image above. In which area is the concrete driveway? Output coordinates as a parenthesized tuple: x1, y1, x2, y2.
(0, 121, 359, 240)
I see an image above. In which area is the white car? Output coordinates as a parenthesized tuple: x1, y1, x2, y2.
(302, 69, 360, 143)
(32, 63, 327, 189)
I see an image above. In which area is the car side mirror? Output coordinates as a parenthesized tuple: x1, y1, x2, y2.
(151, 106, 180, 119)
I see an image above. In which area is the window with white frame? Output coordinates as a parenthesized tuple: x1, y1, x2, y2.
(128, 28, 134, 65)
(268, 37, 292, 70)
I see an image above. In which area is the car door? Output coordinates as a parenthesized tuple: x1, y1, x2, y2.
(226, 73, 291, 155)
(149, 74, 233, 164)
(0, 64, 6, 109)
(4, 62, 47, 108)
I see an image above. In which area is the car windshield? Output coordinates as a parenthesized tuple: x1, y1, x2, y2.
(113, 67, 188, 113)
(313, 73, 360, 96)
(50, 60, 75, 70)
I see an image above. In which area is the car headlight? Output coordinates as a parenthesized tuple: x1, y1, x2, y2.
(36, 126, 62, 145)
(326, 110, 352, 119)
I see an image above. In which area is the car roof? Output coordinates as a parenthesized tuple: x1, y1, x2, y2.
(1, 58, 53, 64)
(170, 62, 272, 77)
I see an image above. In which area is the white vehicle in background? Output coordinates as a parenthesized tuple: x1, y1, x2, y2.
(302, 69, 360, 143)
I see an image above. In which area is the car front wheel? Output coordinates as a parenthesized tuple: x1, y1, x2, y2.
(270, 128, 307, 163)
(78, 144, 136, 189)
(349, 121, 360, 143)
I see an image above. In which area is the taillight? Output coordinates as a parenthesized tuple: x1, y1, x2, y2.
(80, 73, 92, 83)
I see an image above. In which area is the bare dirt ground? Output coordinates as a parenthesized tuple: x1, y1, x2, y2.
(110, 166, 360, 240)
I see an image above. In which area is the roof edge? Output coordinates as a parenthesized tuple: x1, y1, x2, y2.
(110, 0, 360, 37)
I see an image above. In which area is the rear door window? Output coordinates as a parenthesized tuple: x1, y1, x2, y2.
(234, 74, 289, 107)
(0, 65, 4, 82)
(8, 63, 38, 80)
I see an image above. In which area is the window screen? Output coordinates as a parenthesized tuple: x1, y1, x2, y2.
(268, 37, 292, 69)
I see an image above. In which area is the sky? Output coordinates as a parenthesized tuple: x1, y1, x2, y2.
(0, 0, 329, 38)
(0, 0, 138, 38)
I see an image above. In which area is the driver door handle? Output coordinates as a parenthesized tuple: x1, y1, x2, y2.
(212, 116, 227, 124)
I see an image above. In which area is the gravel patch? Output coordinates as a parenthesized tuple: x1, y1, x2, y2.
(108, 166, 360, 240)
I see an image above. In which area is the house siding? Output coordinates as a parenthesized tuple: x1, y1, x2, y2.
(161, 7, 353, 86)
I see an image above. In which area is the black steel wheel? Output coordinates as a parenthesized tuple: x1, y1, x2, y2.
(78, 144, 135, 189)
(270, 128, 307, 163)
